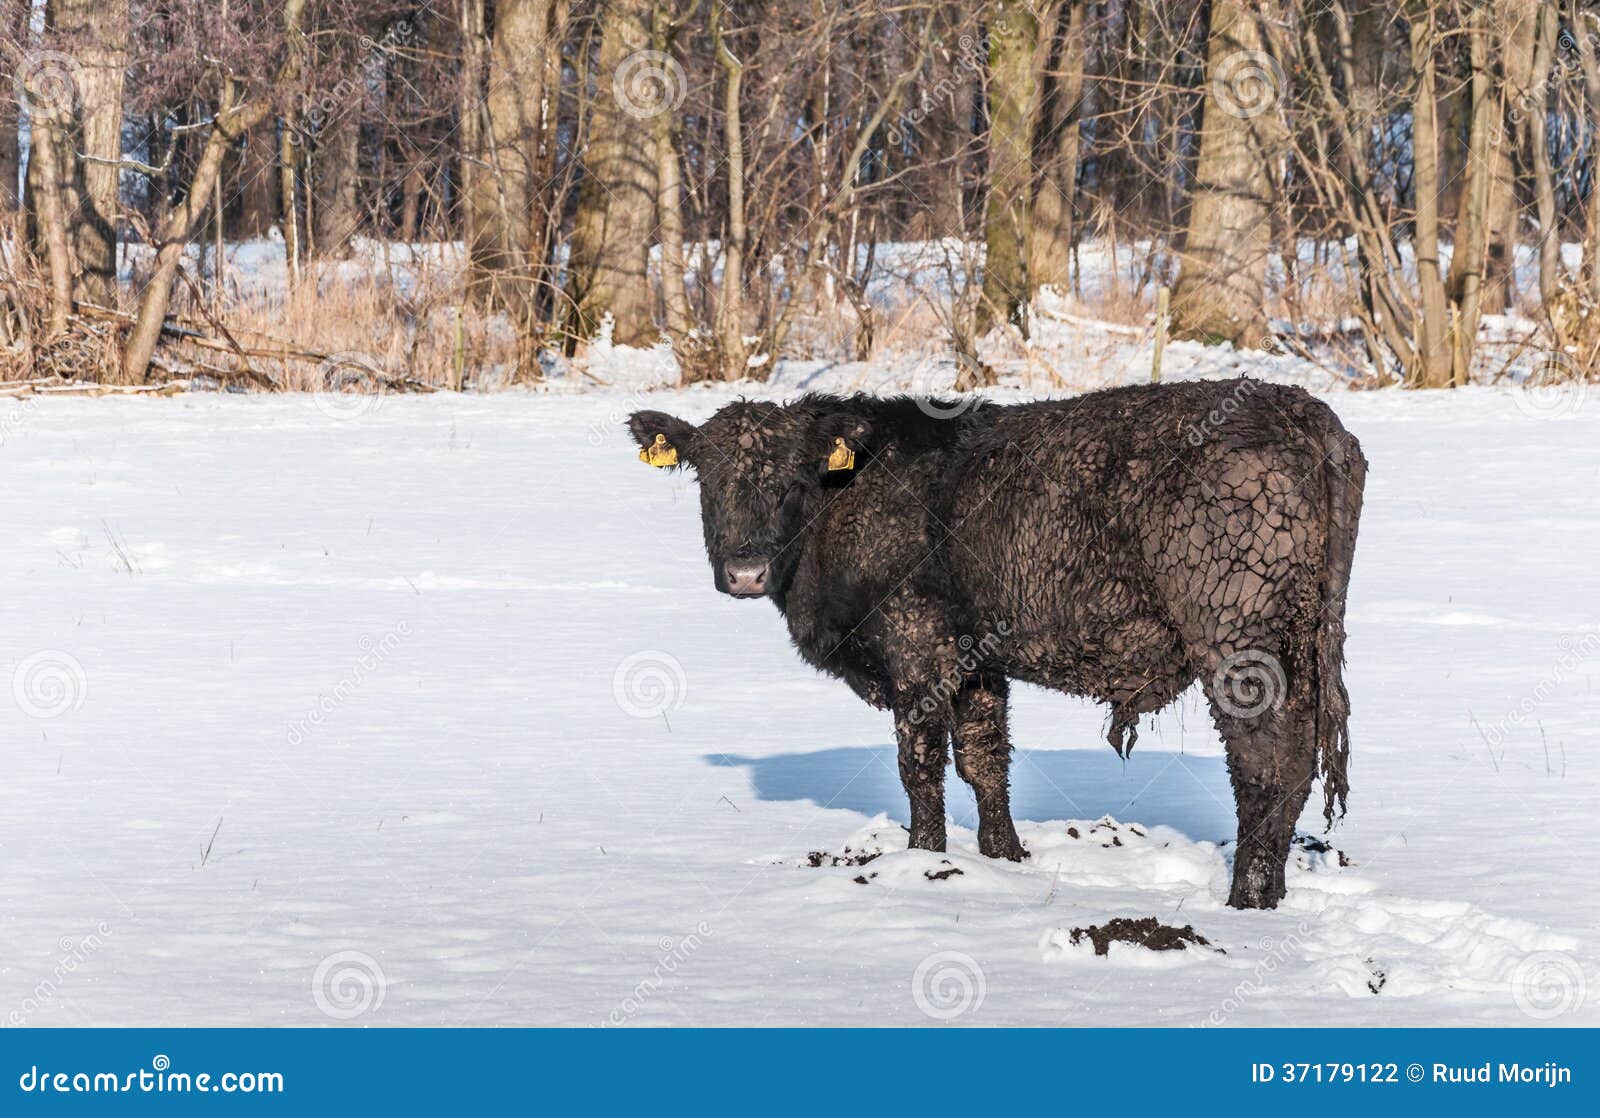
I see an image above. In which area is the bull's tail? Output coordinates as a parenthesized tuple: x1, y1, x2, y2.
(1313, 422, 1366, 825)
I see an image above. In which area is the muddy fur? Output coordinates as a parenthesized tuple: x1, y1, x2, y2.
(627, 378, 1367, 910)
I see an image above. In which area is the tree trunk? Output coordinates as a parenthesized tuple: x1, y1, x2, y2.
(915, 6, 975, 239)
(0, 109, 15, 213)
(564, 0, 660, 347)
(280, 0, 307, 283)
(26, 103, 75, 335)
(466, 0, 558, 315)
(1171, 0, 1280, 348)
(711, 7, 748, 376)
(56, 0, 128, 309)
(529, 0, 570, 324)
(1527, 0, 1558, 308)
(313, 107, 361, 258)
(0, 0, 22, 212)
(399, 165, 424, 242)
(978, 0, 1039, 336)
(1032, 0, 1085, 294)
(1444, 0, 1496, 386)
(1407, 1, 1451, 387)
(458, 0, 484, 254)
(1470, 0, 1538, 315)
(653, 5, 691, 346)
(232, 121, 278, 239)
(1571, 0, 1600, 302)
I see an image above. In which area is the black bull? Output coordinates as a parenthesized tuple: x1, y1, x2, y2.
(628, 378, 1366, 909)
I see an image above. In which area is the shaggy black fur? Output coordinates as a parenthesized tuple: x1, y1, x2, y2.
(628, 378, 1367, 909)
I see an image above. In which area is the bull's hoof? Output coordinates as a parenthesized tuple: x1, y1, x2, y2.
(979, 825, 1029, 863)
(1227, 857, 1286, 910)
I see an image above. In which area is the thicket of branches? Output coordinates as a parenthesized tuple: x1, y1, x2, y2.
(2, 0, 1599, 390)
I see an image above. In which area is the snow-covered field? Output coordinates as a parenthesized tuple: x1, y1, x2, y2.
(0, 376, 1596, 1027)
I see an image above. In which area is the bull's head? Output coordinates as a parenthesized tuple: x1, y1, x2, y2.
(627, 400, 867, 600)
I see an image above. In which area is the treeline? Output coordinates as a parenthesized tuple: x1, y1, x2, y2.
(2, 0, 1600, 387)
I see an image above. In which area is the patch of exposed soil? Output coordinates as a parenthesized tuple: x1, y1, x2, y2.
(804, 847, 882, 868)
(924, 861, 964, 881)
(1068, 917, 1220, 956)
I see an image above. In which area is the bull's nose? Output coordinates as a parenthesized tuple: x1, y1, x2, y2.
(723, 560, 768, 598)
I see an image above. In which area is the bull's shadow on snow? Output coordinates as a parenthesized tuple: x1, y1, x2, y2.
(708, 746, 1235, 841)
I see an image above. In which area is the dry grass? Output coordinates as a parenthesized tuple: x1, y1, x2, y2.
(6, 227, 1595, 393)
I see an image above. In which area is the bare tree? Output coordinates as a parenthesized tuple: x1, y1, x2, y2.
(977, 0, 1040, 336)
(1170, 0, 1281, 348)
(466, 0, 565, 326)
(1032, 0, 1085, 293)
(564, 0, 660, 347)
(0, 0, 25, 213)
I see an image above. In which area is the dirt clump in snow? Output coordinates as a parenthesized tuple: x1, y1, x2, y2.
(1068, 917, 1218, 956)
(804, 847, 881, 868)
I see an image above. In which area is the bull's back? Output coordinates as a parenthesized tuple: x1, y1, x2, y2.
(942, 380, 1353, 683)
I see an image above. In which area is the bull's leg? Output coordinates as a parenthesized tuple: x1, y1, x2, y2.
(1207, 676, 1317, 909)
(952, 677, 1026, 861)
(892, 700, 949, 853)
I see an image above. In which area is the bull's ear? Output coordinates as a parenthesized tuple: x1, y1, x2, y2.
(813, 413, 872, 475)
(627, 411, 697, 469)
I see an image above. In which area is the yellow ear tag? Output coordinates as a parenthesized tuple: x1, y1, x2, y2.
(826, 437, 855, 472)
(640, 433, 678, 467)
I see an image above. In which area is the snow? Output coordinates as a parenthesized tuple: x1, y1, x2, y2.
(0, 377, 1596, 1027)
